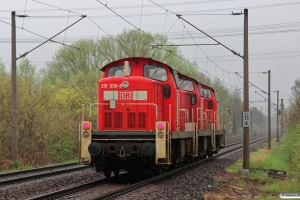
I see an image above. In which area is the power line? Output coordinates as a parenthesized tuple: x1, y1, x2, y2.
(32, 0, 82, 15)
(1, 0, 299, 13)
(2, 16, 300, 38)
(95, 0, 175, 55)
(149, 0, 243, 58)
(21, 0, 28, 28)
(235, 72, 268, 94)
(0, 0, 241, 13)
(95, 0, 236, 91)
(151, 43, 219, 47)
(148, 0, 242, 90)
(255, 91, 277, 107)
(32, 0, 112, 39)
(0, 19, 79, 50)
(16, 15, 86, 60)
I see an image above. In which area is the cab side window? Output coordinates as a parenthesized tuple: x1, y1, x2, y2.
(144, 64, 168, 81)
(202, 88, 211, 98)
(179, 79, 194, 91)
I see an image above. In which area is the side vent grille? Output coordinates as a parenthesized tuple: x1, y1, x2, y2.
(128, 112, 136, 128)
(115, 112, 122, 128)
(138, 113, 146, 128)
(104, 112, 112, 128)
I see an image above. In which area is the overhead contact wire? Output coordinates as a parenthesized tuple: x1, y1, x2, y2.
(0, 19, 78, 50)
(139, 0, 144, 29)
(22, 0, 28, 28)
(33, 0, 112, 39)
(63, 11, 70, 44)
(17, 15, 86, 60)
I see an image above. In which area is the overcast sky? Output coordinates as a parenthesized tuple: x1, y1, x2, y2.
(1, 0, 299, 114)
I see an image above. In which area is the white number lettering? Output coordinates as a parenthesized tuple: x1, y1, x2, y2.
(110, 84, 117, 88)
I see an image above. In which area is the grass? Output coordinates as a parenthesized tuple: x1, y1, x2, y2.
(224, 139, 300, 199)
(0, 158, 78, 174)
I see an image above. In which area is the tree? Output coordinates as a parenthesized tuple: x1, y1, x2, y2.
(0, 58, 77, 169)
(282, 78, 300, 170)
(43, 39, 105, 85)
(287, 78, 300, 128)
(43, 29, 201, 85)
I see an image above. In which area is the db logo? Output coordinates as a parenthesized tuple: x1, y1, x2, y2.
(120, 91, 131, 99)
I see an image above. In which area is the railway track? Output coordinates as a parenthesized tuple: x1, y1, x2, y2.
(0, 163, 89, 187)
(225, 134, 266, 148)
(27, 134, 270, 200)
(0, 134, 247, 186)
(225, 131, 266, 143)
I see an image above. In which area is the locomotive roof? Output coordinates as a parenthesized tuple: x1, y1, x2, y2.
(100, 57, 215, 92)
(177, 72, 215, 92)
(100, 57, 176, 72)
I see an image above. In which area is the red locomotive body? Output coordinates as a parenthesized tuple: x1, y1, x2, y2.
(79, 57, 225, 177)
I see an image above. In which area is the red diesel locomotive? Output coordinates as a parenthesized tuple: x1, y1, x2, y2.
(79, 57, 225, 177)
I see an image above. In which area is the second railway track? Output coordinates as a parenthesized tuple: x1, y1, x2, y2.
(0, 163, 89, 187)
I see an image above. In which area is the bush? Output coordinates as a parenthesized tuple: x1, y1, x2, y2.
(282, 124, 300, 171)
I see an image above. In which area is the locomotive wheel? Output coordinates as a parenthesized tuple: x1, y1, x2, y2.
(95, 164, 102, 173)
(113, 170, 120, 176)
(207, 151, 213, 157)
(104, 171, 111, 178)
(147, 170, 159, 178)
(199, 154, 205, 160)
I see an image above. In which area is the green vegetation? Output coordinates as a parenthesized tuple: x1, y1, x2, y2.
(0, 58, 77, 169)
(216, 75, 300, 199)
(225, 139, 300, 199)
(281, 124, 300, 171)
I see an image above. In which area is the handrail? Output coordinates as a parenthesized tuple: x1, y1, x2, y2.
(203, 113, 207, 130)
(179, 109, 189, 122)
(166, 121, 171, 163)
(192, 108, 194, 122)
(214, 111, 218, 130)
(196, 107, 205, 130)
(196, 107, 199, 131)
(169, 104, 171, 131)
(89, 102, 158, 120)
(89, 103, 108, 119)
(176, 90, 180, 130)
(212, 124, 215, 150)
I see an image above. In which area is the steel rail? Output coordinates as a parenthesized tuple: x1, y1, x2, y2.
(26, 173, 129, 200)
(0, 162, 79, 178)
(0, 165, 89, 187)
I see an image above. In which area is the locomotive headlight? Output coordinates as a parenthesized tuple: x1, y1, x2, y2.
(83, 131, 89, 138)
(83, 123, 90, 130)
(157, 131, 164, 138)
(157, 123, 164, 130)
(122, 81, 129, 88)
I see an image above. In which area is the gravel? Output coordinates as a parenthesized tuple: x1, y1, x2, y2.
(116, 141, 265, 200)
(0, 168, 104, 200)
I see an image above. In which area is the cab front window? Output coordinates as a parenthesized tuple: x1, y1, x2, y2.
(107, 65, 131, 77)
